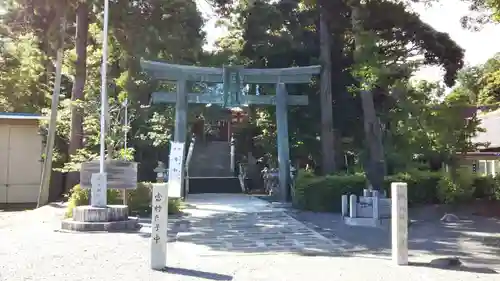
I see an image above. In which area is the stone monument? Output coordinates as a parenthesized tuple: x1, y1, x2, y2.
(60, 160, 139, 232)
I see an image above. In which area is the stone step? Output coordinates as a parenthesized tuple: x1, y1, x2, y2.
(188, 177, 242, 194)
(189, 140, 232, 178)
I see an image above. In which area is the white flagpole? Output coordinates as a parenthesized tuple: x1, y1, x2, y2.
(99, 0, 109, 174)
(92, 0, 110, 207)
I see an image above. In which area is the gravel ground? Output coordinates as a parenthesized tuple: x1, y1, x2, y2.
(1, 205, 499, 281)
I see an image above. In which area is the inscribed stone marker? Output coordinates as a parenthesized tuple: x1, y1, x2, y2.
(391, 182, 408, 265)
(90, 173, 107, 207)
(150, 183, 169, 270)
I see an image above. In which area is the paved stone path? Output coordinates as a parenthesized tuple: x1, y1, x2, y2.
(170, 211, 336, 254)
(146, 194, 340, 255)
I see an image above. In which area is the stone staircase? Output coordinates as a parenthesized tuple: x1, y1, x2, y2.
(188, 141, 242, 194)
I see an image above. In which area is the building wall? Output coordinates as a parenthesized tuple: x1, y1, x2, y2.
(0, 120, 43, 204)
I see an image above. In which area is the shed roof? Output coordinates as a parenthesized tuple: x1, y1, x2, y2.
(0, 112, 47, 120)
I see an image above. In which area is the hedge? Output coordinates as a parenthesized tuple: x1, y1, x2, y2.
(65, 182, 182, 218)
(292, 170, 500, 213)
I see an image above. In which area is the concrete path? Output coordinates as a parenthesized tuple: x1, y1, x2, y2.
(184, 193, 278, 215)
(165, 194, 337, 255)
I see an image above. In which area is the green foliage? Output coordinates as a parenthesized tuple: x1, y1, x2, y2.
(126, 182, 183, 217)
(293, 172, 366, 212)
(473, 175, 497, 199)
(292, 169, 493, 212)
(64, 183, 182, 219)
(1, 0, 206, 184)
(64, 184, 122, 218)
(460, 0, 500, 29)
(385, 81, 483, 172)
(0, 33, 49, 112)
(387, 170, 442, 205)
(457, 53, 500, 106)
(437, 168, 476, 204)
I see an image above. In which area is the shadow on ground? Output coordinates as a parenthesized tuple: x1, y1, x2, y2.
(134, 193, 500, 274)
(0, 203, 36, 212)
(165, 267, 233, 280)
(288, 204, 500, 271)
(408, 261, 498, 274)
(139, 210, 337, 255)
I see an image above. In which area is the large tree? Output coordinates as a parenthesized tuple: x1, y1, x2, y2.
(1, 0, 206, 192)
(210, 0, 464, 175)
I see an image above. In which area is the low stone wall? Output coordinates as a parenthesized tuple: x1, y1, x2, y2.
(358, 196, 391, 219)
(342, 189, 392, 227)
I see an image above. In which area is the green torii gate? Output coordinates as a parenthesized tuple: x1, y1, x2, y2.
(141, 60, 320, 202)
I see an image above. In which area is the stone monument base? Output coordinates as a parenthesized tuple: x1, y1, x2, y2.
(61, 205, 139, 232)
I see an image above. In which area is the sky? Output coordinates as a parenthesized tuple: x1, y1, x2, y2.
(412, 0, 500, 82)
(196, 0, 500, 83)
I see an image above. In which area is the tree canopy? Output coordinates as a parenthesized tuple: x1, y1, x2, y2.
(0, 0, 495, 193)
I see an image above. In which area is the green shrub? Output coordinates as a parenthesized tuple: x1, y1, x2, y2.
(293, 170, 443, 213)
(127, 182, 154, 217)
(127, 182, 183, 216)
(65, 182, 183, 218)
(65, 184, 122, 218)
(473, 175, 496, 199)
(293, 171, 366, 212)
(386, 170, 441, 205)
(493, 175, 500, 200)
(437, 168, 475, 204)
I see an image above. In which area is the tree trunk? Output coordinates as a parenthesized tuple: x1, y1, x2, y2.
(350, 1, 385, 190)
(319, 8, 336, 175)
(66, 2, 89, 191)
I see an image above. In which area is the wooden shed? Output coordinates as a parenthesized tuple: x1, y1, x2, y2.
(0, 113, 45, 204)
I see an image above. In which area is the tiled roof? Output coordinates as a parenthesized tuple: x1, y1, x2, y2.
(473, 110, 500, 148)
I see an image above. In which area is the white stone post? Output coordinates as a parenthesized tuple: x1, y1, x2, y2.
(372, 195, 379, 220)
(341, 195, 348, 217)
(349, 194, 357, 218)
(391, 182, 408, 265)
(150, 183, 169, 270)
(363, 189, 371, 197)
(90, 173, 107, 207)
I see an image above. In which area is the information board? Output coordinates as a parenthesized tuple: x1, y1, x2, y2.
(80, 160, 137, 190)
